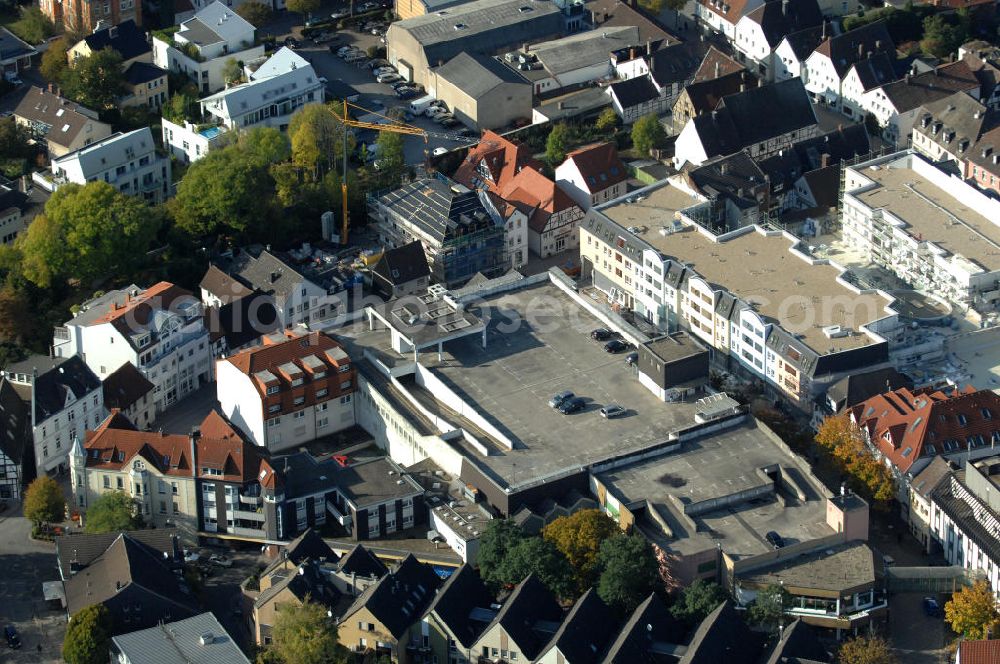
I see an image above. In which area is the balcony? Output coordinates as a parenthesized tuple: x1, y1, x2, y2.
(230, 525, 265, 538)
(232, 508, 265, 522)
(239, 492, 262, 506)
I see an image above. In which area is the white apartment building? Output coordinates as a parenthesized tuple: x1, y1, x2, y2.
(199, 48, 324, 131)
(153, 1, 264, 95)
(841, 151, 1000, 312)
(161, 118, 230, 164)
(478, 189, 528, 272)
(2, 355, 104, 477)
(216, 331, 356, 452)
(50, 128, 171, 203)
(52, 282, 213, 414)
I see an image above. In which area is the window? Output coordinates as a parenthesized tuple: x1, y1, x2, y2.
(171, 482, 178, 495)
(103, 475, 110, 488)
(269, 404, 281, 413)
(117, 477, 124, 489)
(268, 417, 281, 427)
(293, 410, 305, 420)
(266, 385, 280, 395)
(316, 388, 328, 398)
(293, 396, 305, 406)
(340, 381, 352, 390)
(358, 622, 375, 632)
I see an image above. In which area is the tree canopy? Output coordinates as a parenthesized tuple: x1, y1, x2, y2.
(945, 580, 1000, 640)
(543, 509, 619, 590)
(632, 114, 666, 155)
(18, 182, 162, 288)
(499, 537, 576, 601)
(595, 108, 620, 133)
(595, 533, 659, 616)
(40, 36, 71, 85)
(9, 6, 54, 45)
(375, 130, 405, 180)
(837, 634, 899, 664)
(84, 490, 142, 533)
(477, 519, 526, 590)
(669, 579, 727, 625)
(23, 476, 65, 526)
(290, 104, 351, 178)
(815, 414, 894, 506)
(62, 604, 113, 664)
(747, 583, 791, 631)
(64, 47, 126, 111)
(545, 122, 570, 165)
(235, 0, 272, 26)
(920, 15, 965, 58)
(285, 0, 320, 17)
(268, 598, 347, 664)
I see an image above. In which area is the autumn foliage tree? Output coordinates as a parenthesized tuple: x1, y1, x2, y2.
(815, 414, 895, 506)
(837, 634, 899, 664)
(945, 580, 1000, 640)
(543, 509, 619, 589)
(62, 604, 112, 664)
(23, 476, 65, 527)
(268, 598, 347, 664)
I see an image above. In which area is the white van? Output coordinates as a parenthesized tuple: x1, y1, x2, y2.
(409, 94, 435, 116)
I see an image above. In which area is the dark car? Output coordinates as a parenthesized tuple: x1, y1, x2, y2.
(5, 626, 21, 649)
(923, 596, 942, 617)
(591, 327, 613, 341)
(604, 339, 628, 353)
(283, 36, 300, 48)
(764, 531, 784, 549)
(625, 351, 638, 366)
(558, 396, 586, 414)
(549, 390, 574, 408)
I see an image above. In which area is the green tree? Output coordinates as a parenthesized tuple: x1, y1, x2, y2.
(9, 6, 54, 44)
(19, 182, 162, 288)
(84, 490, 142, 533)
(171, 145, 274, 237)
(632, 114, 665, 155)
(748, 583, 792, 631)
(375, 130, 405, 178)
(40, 35, 71, 85)
(163, 91, 200, 124)
(64, 47, 126, 110)
(596, 534, 659, 616)
(638, 0, 666, 11)
(285, 0, 320, 17)
(0, 117, 33, 160)
(62, 604, 112, 664)
(23, 476, 65, 526)
(268, 598, 345, 664)
(0, 286, 40, 346)
(241, 126, 291, 165)
(236, 0, 272, 26)
(222, 57, 243, 85)
(290, 104, 350, 178)
(669, 579, 727, 625)
(920, 15, 964, 59)
(542, 509, 619, 589)
(837, 634, 899, 664)
(477, 519, 526, 591)
(945, 580, 1000, 640)
(595, 108, 620, 133)
(500, 537, 577, 600)
(545, 122, 570, 165)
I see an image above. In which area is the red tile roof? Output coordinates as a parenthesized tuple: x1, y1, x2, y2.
(957, 639, 1000, 664)
(692, 46, 745, 83)
(849, 385, 1000, 473)
(499, 166, 581, 233)
(452, 130, 541, 195)
(696, 0, 755, 24)
(562, 142, 629, 195)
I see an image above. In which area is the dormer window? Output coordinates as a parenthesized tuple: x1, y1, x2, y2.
(313, 370, 326, 379)
(982, 408, 992, 420)
(266, 385, 280, 395)
(958, 413, 968, 426)
(291, 377, 304, 387)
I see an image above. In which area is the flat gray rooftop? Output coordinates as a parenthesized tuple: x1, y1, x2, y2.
(740, 541, 876, 593)
(597, 418, 834, 560)
(341, 281, 702, 490)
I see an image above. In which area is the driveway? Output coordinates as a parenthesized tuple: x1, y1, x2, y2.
(0, 508, 67, 663)
(889, 592, 950, 664)
(191, 547, 270, 654)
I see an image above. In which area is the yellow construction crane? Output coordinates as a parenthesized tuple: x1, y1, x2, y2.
(333, 99, 430, 246)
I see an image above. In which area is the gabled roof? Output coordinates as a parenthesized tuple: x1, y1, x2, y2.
(338, 543, 389, 579)
(5, 354, 101, 422)
(599, 593, 683, 664)
(194, 411, 266, 483)
(679, 601, 760, 664)
(879, 60, 979, 113)
(827, 366, 912, 412)
(82, 412, 193, 477)
(200, 53, 320, 120)
(177, 1, 254, 46)
(0, 26, 36, 63)
(762, 619, 829, 664)
(53, 128, 158, 179)
(249, 46, 309, 81)
(588, 0, 677, 45)
(679, 70, 751, 116)
(914, 92, 998, 152)
(224, 331, 349, 392)
(375, 178, 495, 243)
(850, 385, 1000, 472)
(849, 52, 900, 91)
(434, 51, 529, 100)
(453, 130, 540, 193)
(813, 21, 894, 78)
(283, 528, 339, 566)
(200, 263, 254, 302)
(647, 41, 709, 88)
(111, 612, 250, 664)
(222, 248, 315, 302)
(956, 638, 1000, 664)
(537, 589, 617, 664)
(81, 20, 150, 61)
(63, 533, 198, 622)
(102, 362, 154, 411)
(481, 574, 562, 661)
(372, 241, 431, 286)
(691, 45, 744, 82)
(561, 142, 628, 195)
(14, 86, 105, 151)
(255, 558, 341, 611)
(423, 564, 495, 649)
(499, 166, 580, 233)
(696, 0, 755, 25)
(609, 75, 660, 108)
(340, 554, 441, 639)
(910, 455, 954, 500)
(124, 62, 167, 85)
(744, 0, 823, 50)
(0, 379, 29, 466)
(55, 529, 180, 577)
(781, 24, 826, 61)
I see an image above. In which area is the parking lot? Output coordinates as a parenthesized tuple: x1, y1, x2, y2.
(187, 546, 269, 653)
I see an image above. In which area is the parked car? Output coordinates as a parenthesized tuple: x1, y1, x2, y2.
(764, 531, 784, 549)
(432, 147, 448, 156)
(549, 390, 574, 408)
(591, 327, 613, 340)
(923, 596, 942, 617)
(358, 1, 378, 11)
(396, 88, 417, 99)
(373, 67, 395, 76)
(603, 339, 628, 353)
(625, 351, 639, 366)
(209, 554, 233, 568)
(336, 46, 353, 55)
(458, 128, 477, 138)
(600, 404, 626, 419)
(183, 550, 200, 563)
(434, 113, 454, 124)
(331, 9, 349, 18)
(441, 117, 461, 128)
(5, 626, 21, 650)
(283, 36, 300, 48)
(558, 396, 586, 414)
(377, 73, 401, 84)
(390, 81, 410, 90)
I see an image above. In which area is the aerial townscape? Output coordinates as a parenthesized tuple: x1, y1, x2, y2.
(6, 0, 1000, 662)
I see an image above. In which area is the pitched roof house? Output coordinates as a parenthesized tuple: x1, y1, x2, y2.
(13, 86, 112, 158)
(555, 142, 629, 210)
(472, 574, 563, 663)
(850, 385, 1000, 474)
(111, 612, 250, 664)
(422, 563, 496, 664)
(733, 0, 823, 80)
(370, 241, 431, 298)
(453, 130, 541, 195)
(101, 362, 155, 430)
(599, 593, 685, 663)
(253, 557, 343, 646)
(535, 589, 618, 664)
(499, 166, 585, 258)
(54, 529, 181, 581)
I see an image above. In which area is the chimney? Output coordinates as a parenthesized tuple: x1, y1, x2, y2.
(629, 47, 636, 60)
(821, 152, 830, 168)
(590, 8, 599, 25)
(782, 0, 789, 15)
(715, 61, 720, 78)
(558, 101, 565, 109)
(821, 21, 827, 39)
(646, 40, 652, 56)
(858, 43, 864, 60)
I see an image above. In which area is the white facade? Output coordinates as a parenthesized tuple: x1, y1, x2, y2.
(555, 158, 628, 211)
(51, 128, 172, 203)
(733, 16, 773, 79)
(161, 118, 230, 164)
(52, 285, 213, 414)
(673, 120, 711, 168)
(152, 1, 264, 95)
(773, 37, 807, 82)
(803, 51, 843, 107)
(478, 189, 527, 271)
(199, 49, 324, 131)
(928, 473, 1000, 595)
